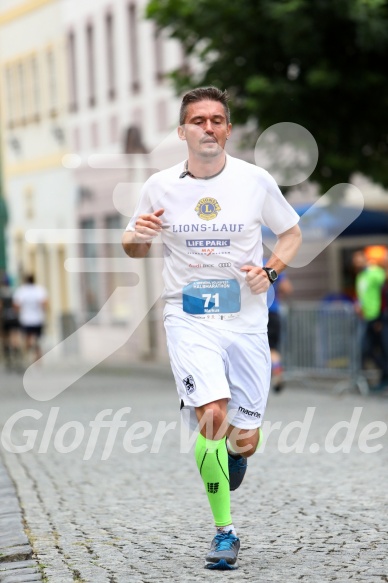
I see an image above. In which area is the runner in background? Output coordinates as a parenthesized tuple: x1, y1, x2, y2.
(0, 273, 21, 370)
(13, 274, 48, 364)
(267, 268, 293, 393)
(353, 246, 386, 390)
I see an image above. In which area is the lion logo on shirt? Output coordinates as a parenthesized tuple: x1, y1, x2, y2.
(195, 197, 221, 221)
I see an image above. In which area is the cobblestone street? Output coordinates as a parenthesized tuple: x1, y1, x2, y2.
(0, 365, 387, 582)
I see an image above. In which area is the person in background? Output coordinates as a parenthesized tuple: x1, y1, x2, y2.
(0, 273, 21, 370)
(13, 274, 48, 364)
(376, 248, 388, 393)
(266, 268, 293, 393)
(353, 246, 386, 390)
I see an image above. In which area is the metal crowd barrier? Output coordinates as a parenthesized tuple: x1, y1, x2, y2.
(281, 301, 369, 395)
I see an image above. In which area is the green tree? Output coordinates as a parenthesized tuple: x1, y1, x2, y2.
(147, 0, 388, 192)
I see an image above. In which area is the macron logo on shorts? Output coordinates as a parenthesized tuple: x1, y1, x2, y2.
(238, 406, 261, 418)
(183, 375, 196, 395)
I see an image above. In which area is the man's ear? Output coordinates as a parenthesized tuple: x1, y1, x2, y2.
(177, 126, 186, 141)
(226, 123, 232, 139)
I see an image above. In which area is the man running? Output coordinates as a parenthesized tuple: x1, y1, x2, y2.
(122, 87, 301, 569)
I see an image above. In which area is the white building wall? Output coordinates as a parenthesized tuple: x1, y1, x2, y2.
(61, 0, 184, 155)
(59, 0, 186, 364)
(0, 0, 81, 351)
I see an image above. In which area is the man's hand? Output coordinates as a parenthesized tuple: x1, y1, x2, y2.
(133, 208, 165, 243)
(122, 208, 164, 258)
(240, 266, 271, 295)
(240, 224, 302, 294)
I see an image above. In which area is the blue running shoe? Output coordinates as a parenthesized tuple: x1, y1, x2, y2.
(205, 531, 240, 570)
(228, 453, 247, 491)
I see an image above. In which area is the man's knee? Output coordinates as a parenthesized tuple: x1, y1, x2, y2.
(227, 426, 261, 457)
(195, 400, 228, 440)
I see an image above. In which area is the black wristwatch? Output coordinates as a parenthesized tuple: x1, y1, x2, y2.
(263, 267, 278, 284)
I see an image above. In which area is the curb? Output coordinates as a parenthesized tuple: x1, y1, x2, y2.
(0, 458, 42, 582)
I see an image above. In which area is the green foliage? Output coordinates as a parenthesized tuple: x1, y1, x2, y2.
(146, 0, 388, 192)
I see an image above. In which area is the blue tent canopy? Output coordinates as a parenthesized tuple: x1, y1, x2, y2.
(262, 202, 388, 247)
(293, 204, 388, 237)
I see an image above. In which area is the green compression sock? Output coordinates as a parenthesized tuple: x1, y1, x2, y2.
(256, 428, 264, 451)
(195, 433, 232, 527)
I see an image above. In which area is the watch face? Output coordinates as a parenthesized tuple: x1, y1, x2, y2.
(265, 268, 278, 282)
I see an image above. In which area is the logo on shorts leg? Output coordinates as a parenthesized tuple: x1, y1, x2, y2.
(183, 374, 196, 395)
(238, 406, 261, 418)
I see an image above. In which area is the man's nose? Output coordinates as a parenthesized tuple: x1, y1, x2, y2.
(204, 119, 214, 132)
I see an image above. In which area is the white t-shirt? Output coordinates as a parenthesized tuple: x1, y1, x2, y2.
(13, 284, 48, 327)
(126, 155, 299, 333)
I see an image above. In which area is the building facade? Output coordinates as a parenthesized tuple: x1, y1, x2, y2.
(60, 0, 188, 363)
(0, 0, 187, 363)
(0, 0, 80, 351)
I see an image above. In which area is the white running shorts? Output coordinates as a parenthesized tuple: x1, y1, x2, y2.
(164, 314, 271, 431)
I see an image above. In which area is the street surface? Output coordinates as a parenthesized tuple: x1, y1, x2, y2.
(0, 365, 387, 583)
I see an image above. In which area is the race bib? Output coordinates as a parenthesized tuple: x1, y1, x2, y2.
(182, 279, 241, 317)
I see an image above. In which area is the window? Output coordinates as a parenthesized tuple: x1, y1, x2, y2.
(86, 23, 96, 107)
(67, 31, 78, 112)
(25, 60, 33, 122)
(105, 215, 127, 312)
(57, 246, 69, 312)
(11, 66, 20, 126)
(39, 244, 51, 305)
(154, 26, 164, 83)
(47, 49, 57, 116)
(90, 121, 99, 148)
(80, 218, 99, 318)
(180, 44, 190, 76)
(31, 57, 40, 121)
(4, 66, 14, 127)
(156, 100, 168, 132)
(105, 215, 122, 256)
(5, 58, 40, 126)
(24, 187, 35, 220)
(73, 127, 81, 151)
(105, 12, 116, 100)
(18, 62, 26, 124)
(28, 246, 37, 281)
(128, 3, 140, 92)
(109, 115, 118, 143)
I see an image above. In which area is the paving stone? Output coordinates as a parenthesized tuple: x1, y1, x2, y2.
(0, 537, 29, 548)
(0, 546, 32, 563)
(0, 575, 42, 583)
(0, 562, 37, 572)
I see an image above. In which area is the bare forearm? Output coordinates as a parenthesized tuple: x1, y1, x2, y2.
(267, 225, 302, 273)
(122, 232, 151, 258)
(122, 208, 164, 258)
